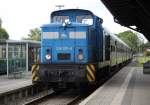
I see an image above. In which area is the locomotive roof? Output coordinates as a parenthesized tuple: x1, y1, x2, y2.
(51, 9, 94, 17)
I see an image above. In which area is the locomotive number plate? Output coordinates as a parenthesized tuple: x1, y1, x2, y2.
(58, 53, 70, 60)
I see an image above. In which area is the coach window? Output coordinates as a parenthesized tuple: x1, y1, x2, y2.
(111, 45, 115, 51)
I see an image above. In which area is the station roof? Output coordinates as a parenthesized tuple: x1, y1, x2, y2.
(0, 39, 40, 47)
(101, 0, 150, 41)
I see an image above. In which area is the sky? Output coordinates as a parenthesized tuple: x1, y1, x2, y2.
(0, 0, 147, 42)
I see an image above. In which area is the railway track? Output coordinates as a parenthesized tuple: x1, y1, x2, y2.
(23, 67, 124, 105)
(23, 89, 56, 105)
(23, 89, 83, 105)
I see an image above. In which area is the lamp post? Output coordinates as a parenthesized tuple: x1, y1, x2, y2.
(0, 18, 2, 28)
(138, 36, 144, 54)
(55, 5, 64, 10)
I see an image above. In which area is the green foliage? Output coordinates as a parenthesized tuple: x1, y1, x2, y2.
(23, 28, 41, 41)
(141, 42, 150, 49)
(0, 28, 9, 39)
(136, 56, 150, 66)
(117, 30, 140, 52)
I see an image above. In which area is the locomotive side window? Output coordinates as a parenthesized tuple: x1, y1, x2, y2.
(76, 15, 93, 25)
(69, 32, 86, 39)
(43, 32, 59, 39)
(53, 16, 69, 23)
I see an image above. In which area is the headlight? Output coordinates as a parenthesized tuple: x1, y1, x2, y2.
(45, 54, 51, 60)
(62, 23, 66, 27)
(77, 54, 84, 60)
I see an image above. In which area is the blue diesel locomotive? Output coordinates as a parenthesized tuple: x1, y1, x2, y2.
(32, 9, 132, 87)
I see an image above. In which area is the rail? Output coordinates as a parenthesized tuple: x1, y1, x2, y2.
(23, 89, 81, 105)
(23, 89, 55, 105)
(67, 96, 81, 105)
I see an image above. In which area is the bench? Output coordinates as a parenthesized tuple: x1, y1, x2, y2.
(12, 71, 23, 79)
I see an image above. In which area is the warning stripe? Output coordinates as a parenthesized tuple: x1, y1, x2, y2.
(88, 65, 95, 74)
(89, 64, 95, 72)
(32, 64, 39, 81)
(32, 64, 38, 74)
(32, 73, 38, 81)
(86, 64, 95, 82)
(34, 76, 39, 81)
(31, 65, 35, 74)
(87, 71, 94, 80)
(87, 66, 95, 80)
(32, 74, 39, 81)
(87, 74, 93, 82)
(32, 72, 36, 79)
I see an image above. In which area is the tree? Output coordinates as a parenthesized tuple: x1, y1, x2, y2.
(141, 42, 150, 48)
(0, 28, 9, 39)
(23, 28, 41, 41)
(117, 30, 140, 52)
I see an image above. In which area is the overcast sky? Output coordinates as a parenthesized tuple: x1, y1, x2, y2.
(0, 0, 147, 42)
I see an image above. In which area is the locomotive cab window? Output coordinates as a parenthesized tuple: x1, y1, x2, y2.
(53, 16, 69, 23)
(76, 15, 93, 25)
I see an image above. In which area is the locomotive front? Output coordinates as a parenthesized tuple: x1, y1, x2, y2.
(37, 9, 95, 86)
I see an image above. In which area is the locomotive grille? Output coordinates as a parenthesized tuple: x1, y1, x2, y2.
(58, 53, 70, 60)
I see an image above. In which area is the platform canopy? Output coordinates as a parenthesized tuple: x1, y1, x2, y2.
(101, 0, 150, 41)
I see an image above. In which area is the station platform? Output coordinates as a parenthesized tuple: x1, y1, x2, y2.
(0, 72, 32, 94)
(80, 62, 150, 105)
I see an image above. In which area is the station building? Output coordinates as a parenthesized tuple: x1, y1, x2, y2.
(0, 39, 40, 77)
